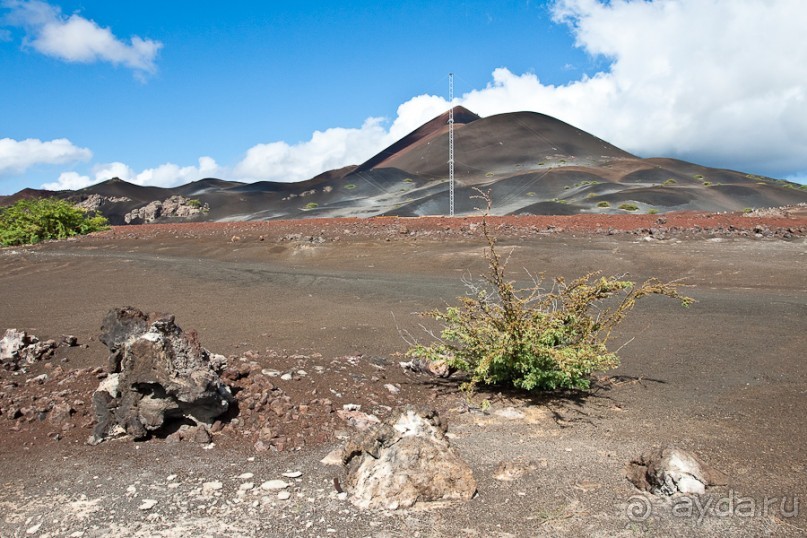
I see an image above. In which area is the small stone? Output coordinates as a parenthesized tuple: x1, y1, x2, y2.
(239, 482, 254, 491)
(260, 480, 289, 491)
(320, 449, 343, 466)
(202, 480, 223, 493)
(282, 471, 302, 478)
(139, 499, 158, 510)
(277, 490, 291, 500)
(280, 373, 293, 381)
(383, 383, 400, 394)
(26, 523, 42, 535)
(494, 407, 525, 420)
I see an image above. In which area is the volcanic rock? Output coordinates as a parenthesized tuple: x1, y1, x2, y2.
(89, 307, 233, 444)
(340, 405, 476, 510)
(626, 446, 729, 495)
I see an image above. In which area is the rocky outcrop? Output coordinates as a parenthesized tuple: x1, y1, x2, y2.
(626, 446, 729, 495)
(124, 196, 209, 224)
(74, 194, 131, 212)
(340, 405, 476, 510)
(89, 307, 232, 444)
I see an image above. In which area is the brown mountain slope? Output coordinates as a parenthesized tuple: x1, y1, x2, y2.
(5, 108, 807, 220)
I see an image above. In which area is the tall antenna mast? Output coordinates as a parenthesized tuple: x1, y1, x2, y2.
(448, 72, 455, 217)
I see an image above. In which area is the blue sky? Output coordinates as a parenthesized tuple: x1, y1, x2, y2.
(1, 0, 806, 195)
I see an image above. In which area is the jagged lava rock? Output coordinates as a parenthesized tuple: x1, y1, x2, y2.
(89, 307, 232, 444)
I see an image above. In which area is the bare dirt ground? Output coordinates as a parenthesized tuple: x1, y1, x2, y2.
(1, 212, 806, 537)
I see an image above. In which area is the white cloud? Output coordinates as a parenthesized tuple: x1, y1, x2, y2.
(233, 118, 389, 182)
(0, 137, 91, 175)
(2, 0, 162, 75)
(42, 157, 220, 191)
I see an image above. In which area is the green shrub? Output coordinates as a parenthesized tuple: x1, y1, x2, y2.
(485, 172, 495, 177)
(703, 181, 712, 187)
(662, 179, 677, 186)
(406, 192, 692, 393)
(0, 198, 108, 246)
(596, 201, 610, 208)
(526, 192, 536, 197)
(187, 198, 202, 208)
(344, 183, 357, 190)
(648, 208, 659, 215)
(743, 208, 753, 214)
(303, 202, 319, 209)
(403, 178, 414, 183)
(619, 203, 640, 211)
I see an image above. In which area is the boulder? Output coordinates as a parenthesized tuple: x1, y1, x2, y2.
(626, 446, 729, 495)
(340, 405, 476, 510)
(89, 307, 232, 444)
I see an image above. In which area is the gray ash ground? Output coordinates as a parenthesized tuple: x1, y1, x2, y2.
(1, 211, 806, 537)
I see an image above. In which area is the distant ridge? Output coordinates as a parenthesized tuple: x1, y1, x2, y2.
(5, 108, 807, 221)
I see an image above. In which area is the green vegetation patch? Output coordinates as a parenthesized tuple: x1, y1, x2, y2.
(303, 202, 319, 209)
(344, 183, 357, 190)
(596, 201, 610, 208)
(406, 193, 693, 393)
(0, 198, 109, 246)
(619, 203, 640, 211)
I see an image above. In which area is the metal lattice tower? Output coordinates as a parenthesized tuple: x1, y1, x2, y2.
(448, 73, 455, 217)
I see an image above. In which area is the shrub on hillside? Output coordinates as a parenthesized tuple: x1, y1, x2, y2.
(406, 192, 692, 393)
(0, 198, 109, 246)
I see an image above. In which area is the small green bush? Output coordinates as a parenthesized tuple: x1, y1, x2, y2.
(187, 198, 202, 208)
(526, 192, 536, 197)
(403, 178, 414, 183)
(303, 202, 319, 209)
(344, 184, 357, 190)
(0, 198, 109, 246)
(597, 201, 610, 208)
(743, 207, 753, 214)
(619, 203, 640, 211)
(703, 181, 712, 187)
(485, 172, 495, 177)
(662, 179, 677, 186)
(406, 192, 692, 393)
(648, 208, 659, 215)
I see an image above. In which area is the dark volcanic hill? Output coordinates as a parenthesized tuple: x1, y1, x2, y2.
(5, 109, 807, 222)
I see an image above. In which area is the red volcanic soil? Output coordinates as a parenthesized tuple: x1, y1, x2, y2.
(94, 209, 807, 242)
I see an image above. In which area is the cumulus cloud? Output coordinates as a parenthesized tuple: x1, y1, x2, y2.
(42, 157, 221, 191)
(233, 118, 390, 182)
(0, 137, 91, 175)
(2, 0, 162, 75)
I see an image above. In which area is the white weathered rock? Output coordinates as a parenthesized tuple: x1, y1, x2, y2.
(626, 446, 728, 496)
(277, 490, 291, 500)
(341, 406, 476, 510)
(282, 471, 302, 478)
